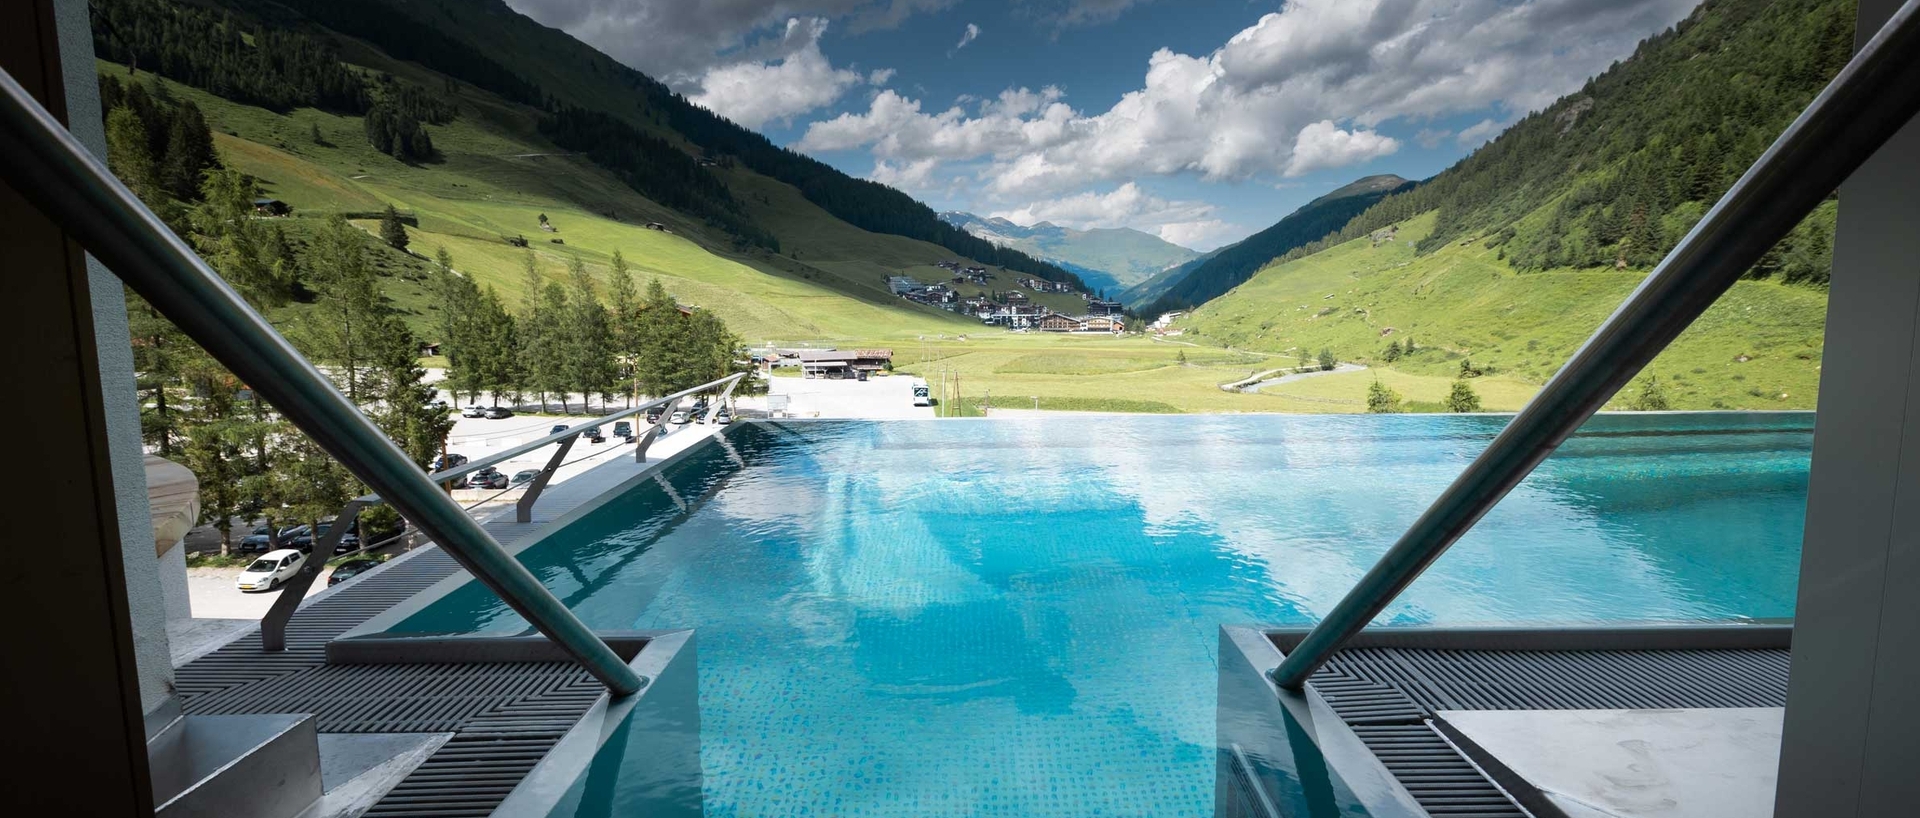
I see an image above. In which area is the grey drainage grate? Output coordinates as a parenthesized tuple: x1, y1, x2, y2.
(172, 546, 609, 817)
(1308, 645, 1792, 818)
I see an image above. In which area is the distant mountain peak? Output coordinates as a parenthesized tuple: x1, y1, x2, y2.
(1312, 174, 1410, 205)
(938, 210, 1201, 293)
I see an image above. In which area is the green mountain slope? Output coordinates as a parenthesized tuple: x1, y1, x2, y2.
(1180, 0, 1853, 411)
(1183, 212, 1827, 410)
(1117, 246, 1222, 309)
(1143, 174, 1410, 315)
(256, 0, 1089, 291)
(937, 212, 1200, 294)
(1274, 0, 1851, 280)
(90, 0, 1112, 342)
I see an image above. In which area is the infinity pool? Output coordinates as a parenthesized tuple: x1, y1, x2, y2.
(394, 413, 1812, 817)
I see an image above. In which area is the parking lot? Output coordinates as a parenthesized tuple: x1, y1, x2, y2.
(181, 406, 724, 621)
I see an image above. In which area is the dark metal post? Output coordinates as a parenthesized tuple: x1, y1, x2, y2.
(516, 432, 580, 523)
(0, 69, 645, 696)
(637, 397, 683, 462)
(1273, 0, 1920, 689)
(261, 499, 367, 652)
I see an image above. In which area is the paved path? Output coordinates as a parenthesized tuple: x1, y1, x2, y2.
(1248, 362, 1367, 392)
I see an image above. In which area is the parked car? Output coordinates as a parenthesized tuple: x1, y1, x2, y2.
(471, 466, 509, 489)
(462, 404, 486, 418)
(292, 520, 361, 554)
(431, 452, 468, 472)
(613, 421, 633, 440)
(238, 525, 277, 553)
(646, 407, 664, 424)
(279, 525, 312, 551)
(549, 424, 571, 436)
(713, 408, 732, 425)
(484, 406, 514, 419)
(430, 399, 450, 412)
(584, 425, 605, 443)
(669, 410, 691, 425)
(235, 549, 306, 592)
(326, 558, 383, 587)
(510, 469, 540, 486)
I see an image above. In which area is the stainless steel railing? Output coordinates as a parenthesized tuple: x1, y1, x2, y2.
(1271, 0, 1920, 689)
(0, 68, 659, 696)
(257, 374, 743, 650)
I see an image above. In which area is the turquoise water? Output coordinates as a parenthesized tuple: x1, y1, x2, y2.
(395, 413, 1812, 817)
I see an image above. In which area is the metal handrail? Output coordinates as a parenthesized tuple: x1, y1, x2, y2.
(0, 69, 643, 695)
(418, 374, 741, 488)
(1272, 0, 1920, 690)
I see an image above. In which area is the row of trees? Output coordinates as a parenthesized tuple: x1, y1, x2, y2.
(91, 0, 370, 114)
(1365, 378, 1482, 414)
(434, 249, 753, 413)
(104, 82, 452, 552)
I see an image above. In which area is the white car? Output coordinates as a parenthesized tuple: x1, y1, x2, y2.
(461, 404, 486, 418)
(669, 410, 692, 425)
(235, 548, 306, 592)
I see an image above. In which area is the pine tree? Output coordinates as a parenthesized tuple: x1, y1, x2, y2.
(1627, 375, 1673, 411)
(379, 204, 410, 251)
(301, 215, 383, 402)
(159, 100, 217, 201)
(1366, 378, 1403, 413)
(563, 255, 615, 410)
(430, 247, 485, 403)
(1445, 379, 1483, 413)
(193, 168, 294, 309)
(634, 277, 685, 398)
(516, 253, 563, 411)
(605, 250, 641, 404)
(1383, 340, 1403, 363)
(104, 106, 160, 203)
(369, 317, 454, 468)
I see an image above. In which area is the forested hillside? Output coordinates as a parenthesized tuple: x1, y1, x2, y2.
(227, 0, 1085, 288)
(1277, 0, 1852, 283)
(1142, 174, 1410, 315)
(1179, 0, 1853, 411)
(91, 0, 1081, 288)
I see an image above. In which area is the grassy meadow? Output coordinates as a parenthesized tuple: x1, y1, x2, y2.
(1180, 212, 1828, 410)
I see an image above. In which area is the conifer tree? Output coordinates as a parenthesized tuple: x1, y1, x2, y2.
(1627, 375, 1673, 411)
(104, 106, 160, 203)
(380, 204, 410, 251)
(1366, 378, 1403, 414)
(563, 255, 615, 411)
(605, 251, 642, 404)
(301, 215, 382, 402)
(1446, 379, 1483, 413)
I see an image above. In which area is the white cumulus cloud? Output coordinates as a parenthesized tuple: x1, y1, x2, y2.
(1284, 120, 1399, 177)
(798, 0, 1699, 197)
(987, 182, 1236, 250)
(689, 18, 869, 129)
(868, 67, 896, 85)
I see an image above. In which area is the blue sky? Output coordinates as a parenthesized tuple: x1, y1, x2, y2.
(507, 1, 1703, 250)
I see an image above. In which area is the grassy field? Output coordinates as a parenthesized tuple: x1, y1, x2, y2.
(1179, 211, 1828, 410)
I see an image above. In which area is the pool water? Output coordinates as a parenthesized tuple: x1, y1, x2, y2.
(395, 413, 1812, 817)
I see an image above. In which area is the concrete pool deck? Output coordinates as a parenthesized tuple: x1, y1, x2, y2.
(1223, 624, 1794, 818)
